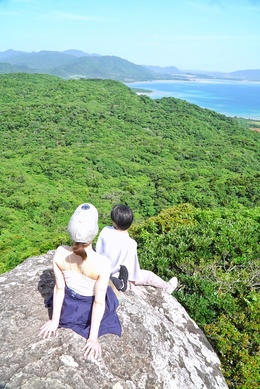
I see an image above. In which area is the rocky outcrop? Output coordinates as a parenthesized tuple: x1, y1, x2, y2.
(0, 251, 228, 389)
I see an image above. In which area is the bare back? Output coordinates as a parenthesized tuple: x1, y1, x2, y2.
(54, 245, 111, 281)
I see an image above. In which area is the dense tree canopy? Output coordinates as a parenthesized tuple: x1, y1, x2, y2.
(132, 204, 260, 389)
(0, 73, 259, 388)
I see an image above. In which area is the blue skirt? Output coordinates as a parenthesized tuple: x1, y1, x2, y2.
(48, 285, 121, 339)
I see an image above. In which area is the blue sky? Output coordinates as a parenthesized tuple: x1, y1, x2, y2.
(0, 0, 260, 72)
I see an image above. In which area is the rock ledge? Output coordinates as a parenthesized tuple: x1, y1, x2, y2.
(0, 252, 228, 389)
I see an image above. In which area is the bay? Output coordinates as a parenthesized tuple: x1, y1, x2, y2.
(125, 80, 260, 120)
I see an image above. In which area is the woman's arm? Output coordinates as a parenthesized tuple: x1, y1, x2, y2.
(39, 250, 65, 338)
(82, 258, 110, 359)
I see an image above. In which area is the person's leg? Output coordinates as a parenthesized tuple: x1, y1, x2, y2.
(110, 275, 124, 290)
(135, 269, 178, 293)
(118, 265, 128, 292)
(108, 279, 121, 300)
(110, 265, 129, 292)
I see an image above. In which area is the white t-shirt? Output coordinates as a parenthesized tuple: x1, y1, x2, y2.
(96, 226, 142, 282)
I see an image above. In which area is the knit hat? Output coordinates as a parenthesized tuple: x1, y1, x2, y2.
(68, 203, 98, 243)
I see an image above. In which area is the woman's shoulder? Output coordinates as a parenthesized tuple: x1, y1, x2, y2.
(91, 251, 111, 271)
(56, 244, 71, 253)
(54, 245, 71, 261)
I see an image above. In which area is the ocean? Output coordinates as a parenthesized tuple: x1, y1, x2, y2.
(125, 79, 260, 120)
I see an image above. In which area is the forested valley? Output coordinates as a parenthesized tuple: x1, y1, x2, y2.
(0, 73, 259, 388)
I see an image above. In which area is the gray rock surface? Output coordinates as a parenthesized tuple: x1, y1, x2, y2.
(0, 252, 228, 389)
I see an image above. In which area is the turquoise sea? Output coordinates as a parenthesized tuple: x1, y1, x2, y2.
(125, 80, 260, 120)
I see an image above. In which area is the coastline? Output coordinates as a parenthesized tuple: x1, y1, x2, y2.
(129, 78, 260, 85)
(126, 79, 260, 120)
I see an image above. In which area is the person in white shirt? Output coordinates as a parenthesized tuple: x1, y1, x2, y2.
(96, 204, 178, 298)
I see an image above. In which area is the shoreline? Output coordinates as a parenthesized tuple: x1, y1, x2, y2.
(127, 80, 260, 121)
(128, 78, 260, 85)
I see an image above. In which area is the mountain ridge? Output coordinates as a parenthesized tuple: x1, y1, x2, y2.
(1, 49, 260, 81)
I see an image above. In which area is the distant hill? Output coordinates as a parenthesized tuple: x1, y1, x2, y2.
(50, 55, 156, 81)
(229, 69, 260, 81)
(0, 50, 157, 81)
(0, 62, 36, 74)
(1, 50, 77, 70)
(62, 49, 101, 57)
(0, 50, 260, 81)
(0, 49, 25, 60)
(181, 69, 260, 81)
(144, 65, 181, 74)
(143, 64, 190, 81)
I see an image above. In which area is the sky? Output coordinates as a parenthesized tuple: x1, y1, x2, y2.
(0, 0, 260, 72)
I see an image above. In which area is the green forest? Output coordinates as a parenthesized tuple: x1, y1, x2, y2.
(0, 73, 259, 388)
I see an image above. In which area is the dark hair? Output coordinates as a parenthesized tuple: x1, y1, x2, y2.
(111, 204, 134, 230)
(72, 243, 88, 260)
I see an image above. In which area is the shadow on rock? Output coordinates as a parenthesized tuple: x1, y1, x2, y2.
(37, 268, 55, 319)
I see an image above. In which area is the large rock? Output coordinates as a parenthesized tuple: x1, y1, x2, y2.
(0, 252, 228, 389)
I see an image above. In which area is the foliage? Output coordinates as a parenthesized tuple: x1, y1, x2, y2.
(0, 73, 259, 273)
(131, 204, 260, 389)
(0, 73, 259, 387)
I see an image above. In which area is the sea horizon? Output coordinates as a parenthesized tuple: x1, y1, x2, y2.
(125, 79, 260, 120)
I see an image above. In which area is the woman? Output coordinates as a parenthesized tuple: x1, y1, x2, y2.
(39, 203, 121, 359)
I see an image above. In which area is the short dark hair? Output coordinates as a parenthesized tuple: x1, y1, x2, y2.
(111, 204, 134, 230)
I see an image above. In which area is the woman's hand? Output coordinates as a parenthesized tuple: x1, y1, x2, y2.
(82, 338, 102, 359)
(38, 320, 59, 339)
